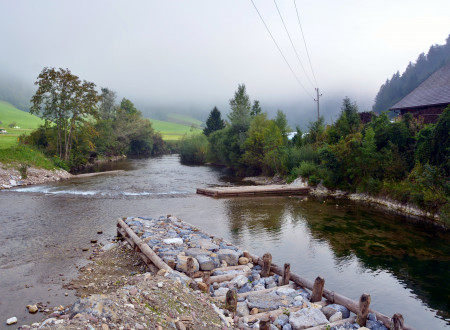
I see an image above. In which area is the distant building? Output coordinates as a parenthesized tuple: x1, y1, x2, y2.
(390, 62, 450, 124)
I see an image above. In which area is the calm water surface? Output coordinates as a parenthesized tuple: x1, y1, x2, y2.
(0, 155, 448, 329)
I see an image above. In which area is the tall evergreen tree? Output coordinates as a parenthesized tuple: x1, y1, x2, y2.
(228, 84, 251, 132)
(203, 106, 225, 136)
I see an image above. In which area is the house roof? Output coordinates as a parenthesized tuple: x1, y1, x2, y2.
(390, 62, 450, 110)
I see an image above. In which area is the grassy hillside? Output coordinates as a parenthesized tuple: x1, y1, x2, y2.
(150, 118, 202, 141)
(0, 101, 44, 149)
(167, 114, 203, 128)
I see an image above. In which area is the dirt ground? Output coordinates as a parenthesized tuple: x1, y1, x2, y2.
(19, 241, 229, 329)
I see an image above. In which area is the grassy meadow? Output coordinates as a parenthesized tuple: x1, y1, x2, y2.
(150, 117, 202, 140)
(0, 101, 44, 149)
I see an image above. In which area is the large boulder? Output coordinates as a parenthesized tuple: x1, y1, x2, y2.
(196, 254, 215, 271)
(321, 303, 350, 319)
(175, 255, 199, 273)
(289, 308, 328, 330)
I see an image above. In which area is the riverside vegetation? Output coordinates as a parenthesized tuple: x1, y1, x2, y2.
(179, 84, 449, 225)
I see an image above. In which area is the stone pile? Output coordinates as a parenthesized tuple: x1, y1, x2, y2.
(124, 216, 386, 330)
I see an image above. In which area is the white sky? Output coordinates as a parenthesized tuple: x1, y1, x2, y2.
(1, 0, 449, 123)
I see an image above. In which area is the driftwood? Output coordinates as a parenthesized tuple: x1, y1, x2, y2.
(207, 271, 252, 285)
(197, 185, 310, 197)
(117, 218, 172, 271)
(215, 283, 297, 302)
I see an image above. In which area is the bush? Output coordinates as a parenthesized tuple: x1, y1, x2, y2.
(297, 161, 317, 177)
(179, 134, 209, 164)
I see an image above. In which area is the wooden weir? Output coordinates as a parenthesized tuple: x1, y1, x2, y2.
(116, 217, 411, 330)
(196, 184, 310, 197)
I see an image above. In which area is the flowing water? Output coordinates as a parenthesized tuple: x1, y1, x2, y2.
(0, 155, 448, 329)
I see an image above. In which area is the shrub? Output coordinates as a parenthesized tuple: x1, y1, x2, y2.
(179, 134, 209, 164)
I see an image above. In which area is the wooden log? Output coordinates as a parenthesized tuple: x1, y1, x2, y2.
(213, 265, 250, 272)
(225, 288, 238, 313)
(242, 306, 302, 324)
(310, 276, 325, 302)
(244, 250, 413, 330)
(117, 218, 172, 271)
(307, 316, 357, 330)
(202, 271, 211, 285)
(282, 263, 291, 285)
(356, 293, 371, 326)
(186, 257, 194, 278)
(390, 313, 404, 330)
(207, 271, 252, 285)
(215, 283, 297, 302)
(243, 251, 257, 264)
(261, 253, 272, 278)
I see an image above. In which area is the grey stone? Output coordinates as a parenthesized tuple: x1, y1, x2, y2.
(196, 238, 219, 251)
(196, 255, 215, 271)
(236, 302, 249, 317)
(322, 304, 350, 319)
(275, 314, 289, 327)
(329, 311, 342, 322)
(367, 313, 377, 321)
(184, 248, 210, 258)
(175, 255, 199, 273)
(366, 319, 388, 330)
(231, 274, 249, 289)
(276, 287, 297, 297)
(213, 287, 229, 297)
(289, 308, 328, 330)
(216, 249, 240, 266)
(238, 282, 252, 294)
(247, 293, 293, 312)
(282, 324, 292, 330)
(251, 284, 265, 291)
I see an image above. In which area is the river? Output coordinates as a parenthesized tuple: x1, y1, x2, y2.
(0, 155, 448, 329)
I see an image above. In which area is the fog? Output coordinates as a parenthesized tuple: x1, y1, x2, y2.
(1, 0, 449, 126)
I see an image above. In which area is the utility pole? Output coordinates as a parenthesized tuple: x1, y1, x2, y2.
(314, 88, 322, 121)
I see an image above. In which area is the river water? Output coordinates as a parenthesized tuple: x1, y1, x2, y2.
(0, 155, 448, 329)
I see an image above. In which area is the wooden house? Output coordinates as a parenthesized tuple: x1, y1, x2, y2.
(390, 63, 450, 123)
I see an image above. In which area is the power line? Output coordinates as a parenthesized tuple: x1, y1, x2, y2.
(273, 0, 315, 89)
(250, 0, 314, 99)
(293, 0, 318, 88)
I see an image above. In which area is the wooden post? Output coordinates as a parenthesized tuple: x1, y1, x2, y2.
(225, 288, 238, 313)
(282, 263, 291, 285)
(261, 253, 272, 278)
(186, 257, 194, 278)
(310, 276, 325, 302)
(202, 271, 211, 285)
(390, 313, 404, 330)
(259, 320, 270, 330)
(356, 293, 371, 326)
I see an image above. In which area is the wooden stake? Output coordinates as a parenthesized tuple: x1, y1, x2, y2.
(202, 271, 211, 285)
(356, 293, 371, 326)
(225, 288, 237, 313)
(390, 313, 404, 330)
(310, 276, 325, 302)
(261, 253, 272, 278)
(186, 257, 194, 278)
(282, 263, 291, 285)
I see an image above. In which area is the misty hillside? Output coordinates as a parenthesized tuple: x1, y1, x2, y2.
(373, 34, 450, 113)
(0, 72, 33, 112)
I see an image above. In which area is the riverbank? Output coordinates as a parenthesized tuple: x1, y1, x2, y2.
(0, 162, 72, 189)
(244, 175, 444, 227)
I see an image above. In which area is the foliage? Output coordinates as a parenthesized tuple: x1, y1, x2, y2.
(0, 144, 57, 170)
(179, 134, 209, 164)
(327, 97, 360, 143)
(30, 67, 99, 162)
(250, 100, 262, 117)
(99, 87, 118, 120)
(228, 84, 251, 133)
(203, 107, 225, 136)
(373, 34, 450, 112)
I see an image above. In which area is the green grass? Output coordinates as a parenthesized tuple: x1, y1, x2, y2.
(0, 101, 44, 149)
(166, 113, 203, 128)
(150, 118, 202, 141)
(0, 144, 56, 170)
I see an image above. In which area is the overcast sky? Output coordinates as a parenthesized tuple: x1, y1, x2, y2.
(1, 1, 449, 124)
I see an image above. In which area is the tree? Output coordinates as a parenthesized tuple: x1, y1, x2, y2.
(251, 100, 262, 117)
(203, 106, 225, 136)
(99, 87, 118, 120)
(228, 84, 251, 132)
(30, 67, 99, 162)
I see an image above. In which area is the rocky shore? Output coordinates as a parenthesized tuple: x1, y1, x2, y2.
(0, 163, 72, 189)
